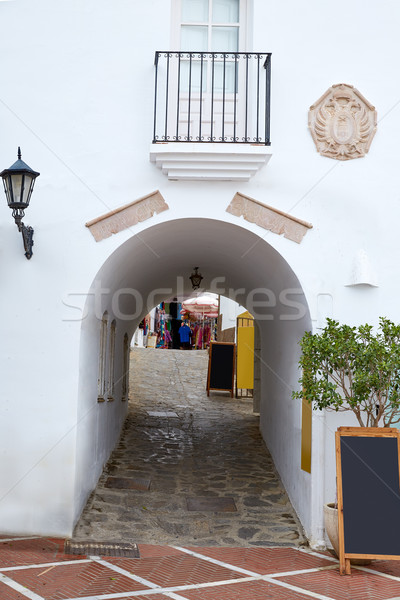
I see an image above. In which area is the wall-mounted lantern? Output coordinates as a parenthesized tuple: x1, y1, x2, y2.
(0, 147, 40, 259)
(189, 266, 203, 290)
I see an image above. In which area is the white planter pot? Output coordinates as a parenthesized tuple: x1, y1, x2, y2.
(324, 502, 340, 555)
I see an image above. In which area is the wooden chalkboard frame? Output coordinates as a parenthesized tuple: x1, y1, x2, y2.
(206, 341, 236, 398)
(336, 426, 400, 575)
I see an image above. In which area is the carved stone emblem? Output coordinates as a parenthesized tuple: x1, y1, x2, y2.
(308, 84, 377, 160)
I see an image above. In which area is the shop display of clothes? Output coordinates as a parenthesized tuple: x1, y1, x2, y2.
(155, 304, 172, 349)
(169, 298, 182, 349)
(141, 316, 151, 336)
(138, 315, 152, 345)
(191, 321, 215, 349)
(178, 322, 191, 349)
(143, 301, 217, 350)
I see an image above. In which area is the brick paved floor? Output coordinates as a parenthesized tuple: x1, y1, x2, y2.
(1, 536, 400, 600)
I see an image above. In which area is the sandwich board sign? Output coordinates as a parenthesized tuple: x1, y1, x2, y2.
(335, 427, 400, 575)
(206, 342, 236, 398)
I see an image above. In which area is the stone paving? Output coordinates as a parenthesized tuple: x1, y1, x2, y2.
(73, 348, 306, 547)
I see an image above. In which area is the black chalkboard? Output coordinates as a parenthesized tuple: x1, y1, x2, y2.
(336, 427, 400, 574)
(207, 342, 236, 397)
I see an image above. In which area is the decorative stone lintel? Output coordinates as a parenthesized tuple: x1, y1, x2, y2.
(226, 192, 313, 244)
(85, 190, 169, 242)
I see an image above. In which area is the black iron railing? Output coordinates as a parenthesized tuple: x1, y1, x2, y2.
(153, 51, 271, 145)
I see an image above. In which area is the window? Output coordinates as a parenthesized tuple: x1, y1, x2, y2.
(156, 0, 260, 144)
(152, 0, 271, 176)
(178, 0, 244, 94)
(97, 312, 108, 402)
(179, 0, 244, 52)
(181, 0, 240, 49)
(107, 320, 116, 401)
(122, 333, 130, 402)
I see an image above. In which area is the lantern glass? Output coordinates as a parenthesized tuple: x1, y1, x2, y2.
(8, 173, 34, 208)
(22, 174, 34, 206)
(11, 173, 23, 205)
(2, 175, 11, 206)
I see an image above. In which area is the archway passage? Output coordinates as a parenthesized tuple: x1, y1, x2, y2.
(74, 347, 306, 546)
(76, 218, 313, 541)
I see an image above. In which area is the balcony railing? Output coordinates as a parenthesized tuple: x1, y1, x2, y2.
(153, 51, 271, 145)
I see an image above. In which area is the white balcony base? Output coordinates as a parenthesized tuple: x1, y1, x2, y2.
(149, 143, 272, 181)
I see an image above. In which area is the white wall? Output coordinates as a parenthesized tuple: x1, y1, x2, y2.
(74, 292, 129, 527)
(0, 0, 399, 539)
(219, 296, 246, 335)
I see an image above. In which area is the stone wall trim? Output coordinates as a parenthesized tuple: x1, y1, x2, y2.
(85, 190, 169, 242)
(226, 192, 313, 244)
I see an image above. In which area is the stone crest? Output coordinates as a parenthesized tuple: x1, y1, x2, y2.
(308, 83, 377, 160)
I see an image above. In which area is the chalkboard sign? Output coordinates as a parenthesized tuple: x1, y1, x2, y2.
(207, 342, 236, 397)
(336, 427, 400, 575)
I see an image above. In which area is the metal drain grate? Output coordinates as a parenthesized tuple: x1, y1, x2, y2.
(64, 540, 140, 558)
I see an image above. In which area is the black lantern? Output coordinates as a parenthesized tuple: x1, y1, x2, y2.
(0, 147, 40, 259)
(189, 266, 203, 290)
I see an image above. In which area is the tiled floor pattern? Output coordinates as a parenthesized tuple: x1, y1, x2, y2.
(1, 538, 400, 600)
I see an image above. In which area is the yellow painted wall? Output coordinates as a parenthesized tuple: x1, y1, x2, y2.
(301, 397, 312, 473)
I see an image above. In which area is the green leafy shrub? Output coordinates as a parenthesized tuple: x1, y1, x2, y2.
(293, 318, 400, 427)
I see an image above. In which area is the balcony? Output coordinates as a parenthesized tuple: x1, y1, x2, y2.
(150, 51, 273, 181)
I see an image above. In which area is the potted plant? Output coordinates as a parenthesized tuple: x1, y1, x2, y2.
(293, 317, 400, 558)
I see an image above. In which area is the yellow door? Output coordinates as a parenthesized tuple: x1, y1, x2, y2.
(236, 311, 254, 390)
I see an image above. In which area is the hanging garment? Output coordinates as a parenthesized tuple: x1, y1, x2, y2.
(179, 323, 191, 344)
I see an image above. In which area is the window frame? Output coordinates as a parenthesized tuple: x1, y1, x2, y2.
(97, 311, 108, 402)
(171, 0, 249, 52)
(122, 332, 130, 402)
(107, 319, 116, 402)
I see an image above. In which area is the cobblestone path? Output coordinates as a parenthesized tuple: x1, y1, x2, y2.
(73, 348, 306, 547)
